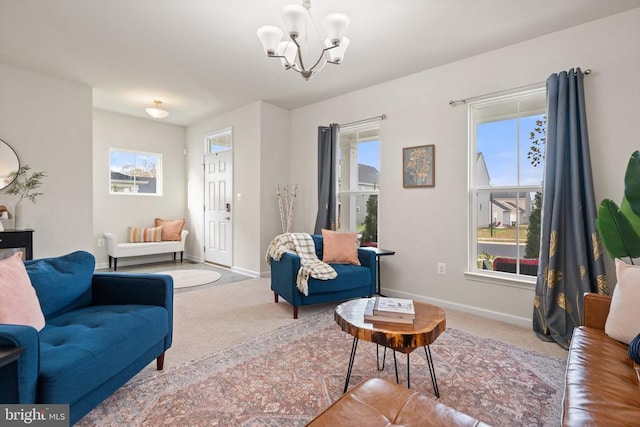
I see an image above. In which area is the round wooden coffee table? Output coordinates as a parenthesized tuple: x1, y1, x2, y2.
(335, 298, 446, 395)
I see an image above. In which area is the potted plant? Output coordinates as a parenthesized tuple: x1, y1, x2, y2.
(4, 165, 46, 229)
(595, 151, 640, 265)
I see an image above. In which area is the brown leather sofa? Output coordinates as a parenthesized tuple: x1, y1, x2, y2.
(562, 293, 640, 426)
(306, 377, 488, 427)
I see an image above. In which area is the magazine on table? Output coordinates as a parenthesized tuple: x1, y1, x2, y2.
(364, 299, 415, 324)
(373, 297, 415, 318)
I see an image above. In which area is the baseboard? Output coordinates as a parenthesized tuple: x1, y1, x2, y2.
(231, 266, 259, 278)
(380, 288, 532, 328)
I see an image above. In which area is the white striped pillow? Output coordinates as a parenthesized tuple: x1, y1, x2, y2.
(127, 226, 163, 243)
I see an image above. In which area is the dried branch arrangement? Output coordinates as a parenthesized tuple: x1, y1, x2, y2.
(276, 184, 298, 233)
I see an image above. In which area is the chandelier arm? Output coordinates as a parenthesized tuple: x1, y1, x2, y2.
(289, 35, 309, 74)
(308, 44, 340, 72)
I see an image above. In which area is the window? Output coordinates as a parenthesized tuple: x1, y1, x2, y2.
(468, 88, 546, 282)
(109, 148, 162, 195)
(205, 128, 232, 153)
(336, 122, 380, 246)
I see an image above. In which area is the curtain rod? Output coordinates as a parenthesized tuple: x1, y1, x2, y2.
(339, 114, 387, 128)
(448, 69, 592, 106)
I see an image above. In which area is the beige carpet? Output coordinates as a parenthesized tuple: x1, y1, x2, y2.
(157, 269, 221, 289)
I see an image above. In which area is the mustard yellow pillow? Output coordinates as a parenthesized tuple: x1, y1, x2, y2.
(154, 218, 186, 241)
(321, 229, 361, 265)
(0, 252, 45, 331)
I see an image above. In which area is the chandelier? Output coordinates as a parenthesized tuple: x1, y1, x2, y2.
(256, 0, 350, 81)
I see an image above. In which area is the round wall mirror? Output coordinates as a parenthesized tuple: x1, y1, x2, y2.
(0, 139, 20, 191)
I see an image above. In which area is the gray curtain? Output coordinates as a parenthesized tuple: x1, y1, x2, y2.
(533, 68, 607, 348)
(314, 124, 338, 234)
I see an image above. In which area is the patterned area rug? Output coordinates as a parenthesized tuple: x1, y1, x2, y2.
(78, 309, 566, 426)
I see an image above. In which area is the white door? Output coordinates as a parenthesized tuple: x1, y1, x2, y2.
(204, 150, 232, 266)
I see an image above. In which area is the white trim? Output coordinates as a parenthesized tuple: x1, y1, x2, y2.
(464, 271, 536, 290)
(380, 287, 533, 328)
(231, 266, 259, 278)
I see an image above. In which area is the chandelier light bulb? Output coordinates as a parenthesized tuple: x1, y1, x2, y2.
(322, 13, 350, 45)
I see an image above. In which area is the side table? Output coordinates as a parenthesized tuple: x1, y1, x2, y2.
(0, 229, 34, 260)
(361, 247, 395, 295)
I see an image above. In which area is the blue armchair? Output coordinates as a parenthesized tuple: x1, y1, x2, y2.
(0, 251, 173, 424)
(270, 234, 376, 318)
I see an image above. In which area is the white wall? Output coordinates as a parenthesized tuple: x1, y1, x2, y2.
(92, 109, 186, 268)
(259, 101, 291, 275)
(186, 102, 261, 275)
(0, 64, 93, 258)
(288, 9, 640, 325)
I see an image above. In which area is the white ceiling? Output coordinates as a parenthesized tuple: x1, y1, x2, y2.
(1, 0, 639, 126)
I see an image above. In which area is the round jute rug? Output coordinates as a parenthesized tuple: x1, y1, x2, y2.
(157, 269, 222, 289)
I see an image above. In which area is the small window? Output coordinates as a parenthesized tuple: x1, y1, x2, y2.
(468, 87, 545, 281)
(205, 128, 232, 153)
(109, 148, 162, 196)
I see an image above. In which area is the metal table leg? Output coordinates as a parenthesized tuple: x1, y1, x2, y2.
(343, 337, 359, 393)
(424, 345, 440, 398)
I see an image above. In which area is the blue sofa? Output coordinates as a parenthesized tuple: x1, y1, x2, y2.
(270, 234, 376, 318)
(0, 251, 173, 425)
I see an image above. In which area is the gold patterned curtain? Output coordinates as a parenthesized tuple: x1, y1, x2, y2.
(533, 68, 607, 349)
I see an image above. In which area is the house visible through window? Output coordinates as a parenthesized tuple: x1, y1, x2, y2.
(469, 87, 546, 280)
(336, 121, 380, 246)
(109, 148, 162, 195)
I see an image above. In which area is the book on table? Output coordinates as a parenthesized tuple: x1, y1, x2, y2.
(373, 297, 415, 319)
(364, 299, 415, 324)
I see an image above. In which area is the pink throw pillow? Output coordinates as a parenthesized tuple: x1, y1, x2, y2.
(154, 218, 186, 241)
(0, 252, 45, 331)
(321, 229, 361, 265)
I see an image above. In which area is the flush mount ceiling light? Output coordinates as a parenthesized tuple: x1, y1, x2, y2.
(145, 100, 170, 119)
(256, 0, 350, 81)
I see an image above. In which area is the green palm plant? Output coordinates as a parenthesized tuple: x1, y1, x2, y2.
(595, 151, 640, 264)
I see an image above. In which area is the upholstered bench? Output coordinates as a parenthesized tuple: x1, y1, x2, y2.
(104, 229, 188, 270)
(306, 378, 488, 426)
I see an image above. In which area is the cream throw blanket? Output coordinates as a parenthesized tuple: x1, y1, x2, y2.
(265, 233, 337, 296)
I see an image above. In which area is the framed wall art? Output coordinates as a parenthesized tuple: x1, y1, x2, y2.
(403, 144, 435, 188)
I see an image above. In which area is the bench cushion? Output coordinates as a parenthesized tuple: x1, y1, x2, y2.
(38, 304, 169, 405)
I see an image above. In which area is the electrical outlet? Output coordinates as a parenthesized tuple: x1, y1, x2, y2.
(98, 238, 105, 247)
(437, 262, 446, 275)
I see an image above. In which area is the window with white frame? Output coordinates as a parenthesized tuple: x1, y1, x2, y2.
(109, 148, 162, 195)
(205, 128, 232, 153)
(468, 87, 546, 281)
(336, 122, 380, 246)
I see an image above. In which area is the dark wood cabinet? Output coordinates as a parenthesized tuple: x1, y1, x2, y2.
(0, 229, 34, 260)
